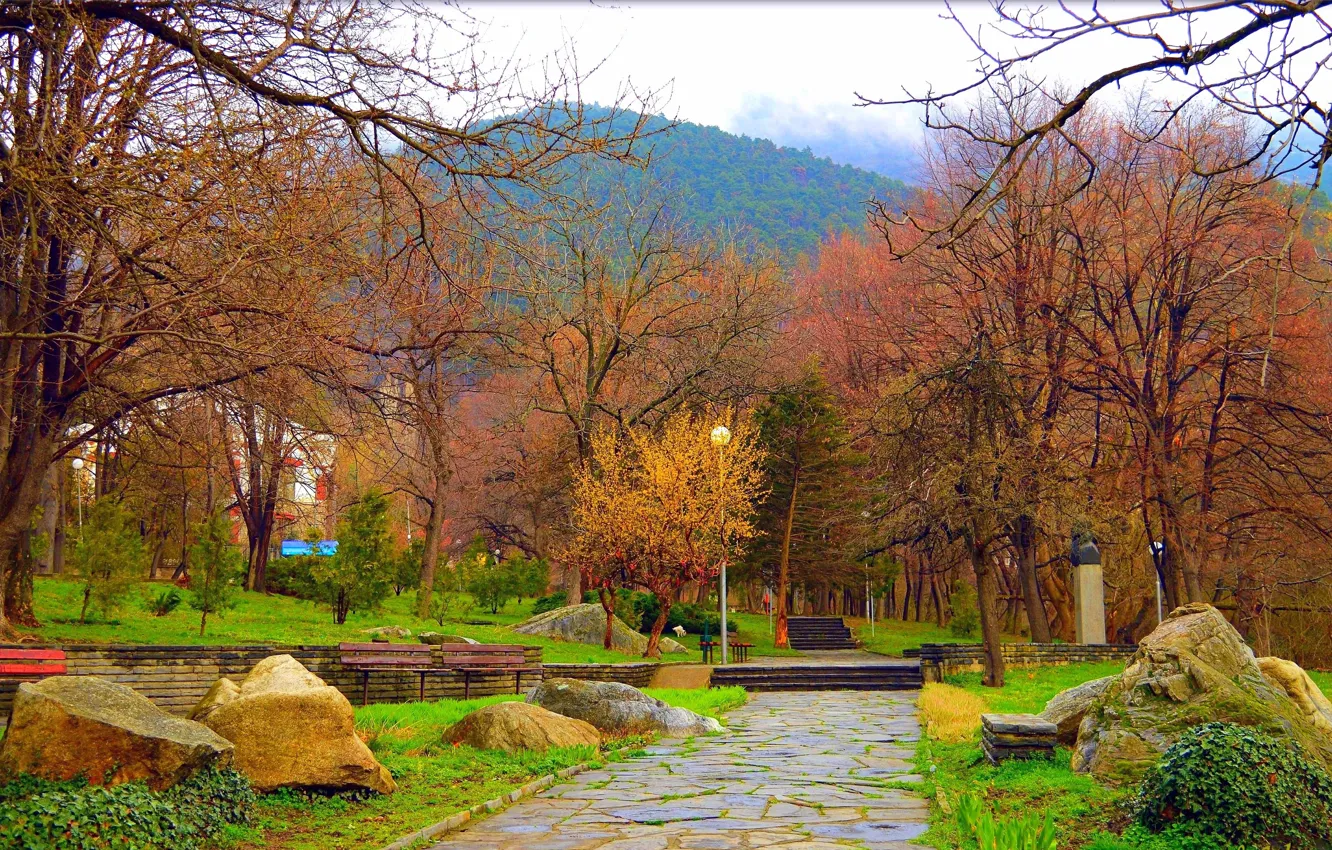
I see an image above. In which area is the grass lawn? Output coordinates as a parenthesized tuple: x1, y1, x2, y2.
(25, 578, 646, 664)
(231, 687, 747, 850)
(850, 615, 1026, 657)
(914, 662, 1134, 850)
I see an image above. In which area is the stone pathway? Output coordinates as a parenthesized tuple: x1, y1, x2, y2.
(428, 691, 930, 850)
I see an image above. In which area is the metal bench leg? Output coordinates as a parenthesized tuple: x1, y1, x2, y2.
(420, 671, 426, 702)
(515, 671, 522, 694)
(362, 671, 370, 707)
(464, 670, 471, 701)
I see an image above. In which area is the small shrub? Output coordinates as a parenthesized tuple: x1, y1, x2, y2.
(948, 580, 981, 638)
(188, 510, 245, 636)
(143, 587, 182, 617)
(266, 554, 317, 598)
(955, 793, 1056, 850)
(0, 765, 254, 850)
(532, 591, 568, 614)
(1135, 722, 1332, 849)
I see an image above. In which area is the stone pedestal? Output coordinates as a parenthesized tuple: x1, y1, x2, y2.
(981, 713, 1057, 764)
(1074, 562, 1107, 645)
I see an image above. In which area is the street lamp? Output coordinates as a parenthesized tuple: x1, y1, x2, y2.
(710, 425, 731, 665)
(71, 457, 85, 540)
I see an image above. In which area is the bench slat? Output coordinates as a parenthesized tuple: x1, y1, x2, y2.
(435, 644, 527, 653)
(338, 643, 432, 652)
(341, 657, 434, 667)
(0, 663, 66, 675)
(0, 649, 65, 661)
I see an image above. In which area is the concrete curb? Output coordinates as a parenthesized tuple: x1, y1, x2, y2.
(377, 758, 603, 850)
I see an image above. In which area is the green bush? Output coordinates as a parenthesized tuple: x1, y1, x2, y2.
(267, 554, 317, 598)
(948, 580, 980, 638)
(630, 594, 735, 635)
(1135, 722, 1332, 849)
(0, 765, 254, 850)
(142, 587, 182, 617)
(532, 591, 568, 614)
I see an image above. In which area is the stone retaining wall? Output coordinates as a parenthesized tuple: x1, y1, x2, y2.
(918, 642, 1137, 682)
(542, 662, 658, 689)
(0, 643, 542, 719)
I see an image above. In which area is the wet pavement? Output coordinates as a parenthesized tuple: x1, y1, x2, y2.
(427, 690, 931, 850)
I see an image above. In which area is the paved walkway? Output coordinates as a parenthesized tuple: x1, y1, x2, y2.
(428, 691, 930, 850)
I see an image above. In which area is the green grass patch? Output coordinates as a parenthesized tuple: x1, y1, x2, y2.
(233, 688, 746, 850)
(26, 577, 643, 664)
(918, 661, 1134, 849)
(850, 615, 1026, 657)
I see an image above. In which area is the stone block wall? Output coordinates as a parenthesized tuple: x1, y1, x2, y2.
(0, 643, 543, 719)
(918, 642, 1137, 683)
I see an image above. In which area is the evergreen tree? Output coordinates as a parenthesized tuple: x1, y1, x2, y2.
(752, 362, 864, 647)
(309, 491, 394, 624)
(71, 500, 146, 623)
(188, 510, 244, 636)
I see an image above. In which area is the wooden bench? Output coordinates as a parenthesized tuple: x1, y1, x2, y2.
(700, 640, 751, 663)
(436, 644, 540, 700)
(339, 643, 540, 705)
(0, 648, 67, 681)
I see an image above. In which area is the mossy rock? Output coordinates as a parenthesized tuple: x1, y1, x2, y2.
(1069, 603, 1332, 785)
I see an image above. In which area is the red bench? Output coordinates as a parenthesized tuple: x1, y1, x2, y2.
(338, 643, 539, 705)
(0, 648, 67, 680)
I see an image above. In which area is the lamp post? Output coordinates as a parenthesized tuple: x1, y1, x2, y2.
(71, 457, 85, 540)
(710, 424, 731, 665)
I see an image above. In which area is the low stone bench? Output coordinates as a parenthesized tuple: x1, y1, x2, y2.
(981, 713, 1057, 764)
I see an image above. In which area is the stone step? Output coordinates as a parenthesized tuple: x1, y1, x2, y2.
(711, 663, 923, 692)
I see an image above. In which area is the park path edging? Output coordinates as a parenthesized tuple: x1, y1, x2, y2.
(377, 752, 617, 850)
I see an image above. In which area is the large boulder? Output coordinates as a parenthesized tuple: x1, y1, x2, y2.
(0, 676, 233, 790)
(1039, 675, 1114, 746)
(443, 701, 601, 753)
(528, 677, 722, 737)
(418, 632, 478, 646)
(1258, 655, 1332, 736)
(196, 655, 395, 794)
(1068, 603, 1332, 785)
(512, 603, 689, 655)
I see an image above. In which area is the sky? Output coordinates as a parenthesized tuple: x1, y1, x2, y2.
(457, 2, 1158, 180)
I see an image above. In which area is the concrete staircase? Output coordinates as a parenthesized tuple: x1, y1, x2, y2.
(786, 616, 858, 650)
(710, 661, 922, 692)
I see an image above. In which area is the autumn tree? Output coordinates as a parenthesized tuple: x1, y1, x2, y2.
(0, 0, 653, 635)
(564, 412, 766, 656)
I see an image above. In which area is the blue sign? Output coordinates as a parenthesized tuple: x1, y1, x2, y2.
(279, 539, 338, 557)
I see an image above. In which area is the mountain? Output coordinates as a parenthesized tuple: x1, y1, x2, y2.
(570, 110, 909, 259)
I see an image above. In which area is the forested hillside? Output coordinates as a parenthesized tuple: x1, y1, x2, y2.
(572, 110, 909, 258)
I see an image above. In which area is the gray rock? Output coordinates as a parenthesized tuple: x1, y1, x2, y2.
(512, 603, 689, 656)
(418, 632, 478, 645)
(528, 677, 722, 737)
(1039, 675, 1114, 745)
(0, 676, 233, 789)
(362, 625, 412, 639)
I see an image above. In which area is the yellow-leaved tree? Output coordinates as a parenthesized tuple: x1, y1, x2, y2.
(565, 412, 767, 657)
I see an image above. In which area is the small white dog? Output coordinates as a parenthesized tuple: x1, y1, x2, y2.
(672, 625, 687, 638)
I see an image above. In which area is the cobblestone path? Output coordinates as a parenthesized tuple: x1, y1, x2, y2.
(428, 691, 931, 850)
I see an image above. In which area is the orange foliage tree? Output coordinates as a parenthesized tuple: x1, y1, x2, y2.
(563, 412, 766, 656)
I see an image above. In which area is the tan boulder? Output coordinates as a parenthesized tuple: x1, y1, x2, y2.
(512, 604, 689, 655)
(1258, 656, 1332, 736)
(0, 677, 232, 790)
(188, 677, 240, 722)
(1067, 603, 1332, 785)
(1039, 675, 1113, 746)
(443, 701, 601, 753)
(200, 655, 395, 794)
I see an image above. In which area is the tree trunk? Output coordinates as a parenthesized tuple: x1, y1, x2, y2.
(416, 494, 446, 617)
(598, 587, 618, 650)
(774, 468, 799, 649)
(1012, 514, 1052, 642)
(644, 598, 669, 658)
(970, 541, 1006, 687)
